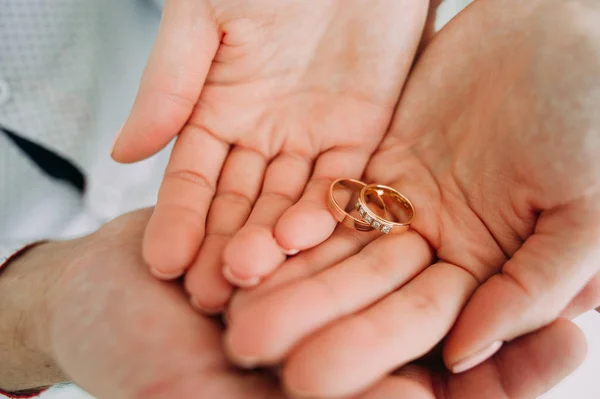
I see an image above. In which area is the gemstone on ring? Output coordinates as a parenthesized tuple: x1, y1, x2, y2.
(328, 179, 388, 232)
(357, 184, 415, 235)
(357, 205, 366, 218)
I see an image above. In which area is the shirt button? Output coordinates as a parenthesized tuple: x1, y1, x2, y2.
(0, 79, 11, 106)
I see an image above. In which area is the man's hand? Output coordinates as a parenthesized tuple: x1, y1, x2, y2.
(1, 210, 284, 399)
(110, 0, 430, 313)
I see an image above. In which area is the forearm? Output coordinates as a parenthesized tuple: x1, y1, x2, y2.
(0, 242, 68, 392)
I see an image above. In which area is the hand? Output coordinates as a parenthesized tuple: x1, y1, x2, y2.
(110, 0, 430, 312)
(0, 211, 590, 398)
(15, 210, 284, 399)
(223, 0, 600, 395)
(360, 319, 587, 399)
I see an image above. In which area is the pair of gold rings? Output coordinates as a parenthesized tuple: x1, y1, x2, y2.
(327, 178, 415, 234)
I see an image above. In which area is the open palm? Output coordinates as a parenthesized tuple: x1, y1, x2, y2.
(111, 0, 429, 311)
(223, 0, 600, 396)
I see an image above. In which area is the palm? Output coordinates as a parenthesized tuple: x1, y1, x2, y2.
(224, 0, 600, 396)
(112, 0, 429, 311)
(192, 0, 407, 152)
(365, 0, 600, 368)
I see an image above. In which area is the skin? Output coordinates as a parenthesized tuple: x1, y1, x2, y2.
(111, 0, 431, 312)
(0, 210, 283, 399)
(0, 209, 591, 399)
(223, 0, 600, 396)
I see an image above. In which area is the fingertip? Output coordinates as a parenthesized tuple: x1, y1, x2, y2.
(189, 295, 223, 315)
(223, 264, 261, 288)
(283, 349, 337, 399)
(185, 274, 231, 314)
(109, 117, 166, 164)
(442, 274, 517, 368)
(448, 340, 504, 374)
(275, 205, 336, 252)
(223, 225, 286, 281)
(109, 127, 138, 164)
(183, 239, 234, 311)
(143, 209, 204, 277)
(545, 318, 587, 367)
(110, 129, 167, 164)
(223, 328, 260, 369)
(282, 248, 300, 256)
(109, 123, 123, 158)
(225, 291, 302, 368)
(150, 267, 184, 281)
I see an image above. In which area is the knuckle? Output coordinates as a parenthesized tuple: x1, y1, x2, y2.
(213, 190, 253, 209)
(164, 169, 216, 193)
(260, 190, 297, 205)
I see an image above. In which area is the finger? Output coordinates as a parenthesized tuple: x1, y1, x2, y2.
(444, 203, 600, 374)
(143, 125, 229, 279)
(282, 262, 478, 398)
(562, 272, 600, 319)
(185, 147, 267, 312)
(225, 232, 432, 366)
(358, 319, 586, 399)
(222, 154, 311, 286)
(112, 0, 220, 163)
(138, 370, 283, 399)
(355, 366, 433, 399)
(227, 222, 380, 320)
(274, 147, 371, 253)
(446, 318, 587, 399)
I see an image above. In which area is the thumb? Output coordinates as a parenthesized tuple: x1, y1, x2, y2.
(443, 199, 600, 374)
(111, 0, 219, 163)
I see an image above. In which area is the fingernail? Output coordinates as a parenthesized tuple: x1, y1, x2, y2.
(450, 341, 503, 374)
(285, 384, 313, 399)
(150, 267, 183, 280)
(110, 124, 124, 155)
(282, 248, 300, 256)
(234, 354, 259, 369)
(223, 265, 261, 288)
(190, 296, 222, 315)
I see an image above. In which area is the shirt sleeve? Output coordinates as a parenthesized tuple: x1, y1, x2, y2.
(0, 388, 48, 399)
(0, 242, 38, 270)
(151, 0, 164, 11)
(0, 241, 50, 398)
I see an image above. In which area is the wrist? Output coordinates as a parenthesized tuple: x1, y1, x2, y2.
(0, 240, 71, 391)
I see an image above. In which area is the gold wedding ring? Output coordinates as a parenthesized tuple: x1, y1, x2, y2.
(327, 179, 387, 231)
(356, 184, 415, 234)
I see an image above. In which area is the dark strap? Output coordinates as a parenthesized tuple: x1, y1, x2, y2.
(1, 127, 85, 192)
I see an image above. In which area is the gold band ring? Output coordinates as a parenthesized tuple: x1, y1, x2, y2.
(356, 184, 415, 234)
(328, 179, 387, 231)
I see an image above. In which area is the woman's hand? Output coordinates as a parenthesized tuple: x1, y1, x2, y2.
(110, 0, 430, 312)
(224, 0, 600, 395)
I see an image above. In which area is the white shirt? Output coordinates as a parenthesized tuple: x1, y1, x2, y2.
(0, 1, 597, 398)
(0, 0, 171, 264)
